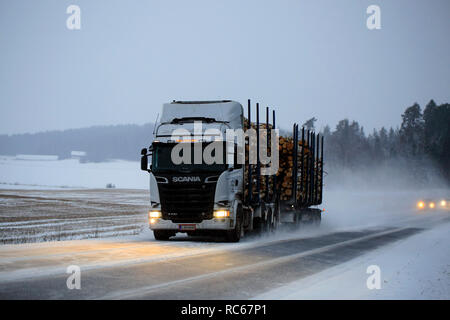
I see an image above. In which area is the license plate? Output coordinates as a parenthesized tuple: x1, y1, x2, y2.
(179, 224, 196, 231)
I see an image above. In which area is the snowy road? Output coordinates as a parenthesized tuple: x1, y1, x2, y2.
(1, 188, 449, 299)
(1, 213, 449, 299)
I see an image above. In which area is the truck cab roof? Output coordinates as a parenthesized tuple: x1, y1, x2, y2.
(155, 100, 243, 140)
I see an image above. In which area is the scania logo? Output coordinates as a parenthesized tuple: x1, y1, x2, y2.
(172, 176, 201, 183)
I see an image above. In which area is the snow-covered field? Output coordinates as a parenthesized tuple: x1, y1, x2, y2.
(0, 155, 148, 189)
(0, 188, 150, 244)
(0, 156, 151, 244)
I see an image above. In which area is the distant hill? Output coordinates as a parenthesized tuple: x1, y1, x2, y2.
(0, 123, 154, 162)
(0, 123, 293, 163)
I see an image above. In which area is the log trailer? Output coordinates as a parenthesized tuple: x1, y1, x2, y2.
(140, 100, 324, 242)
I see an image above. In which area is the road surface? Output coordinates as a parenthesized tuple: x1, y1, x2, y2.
(1, 223, 447, 299)
(0, 189, 449, 299)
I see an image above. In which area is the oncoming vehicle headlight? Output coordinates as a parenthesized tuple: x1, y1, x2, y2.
(429, 202, 435, 209)
(214, 210, 230, 219)
(149, 210, 162, 219)
(440, 200, 447, 208)
(417, 201, 425, 209)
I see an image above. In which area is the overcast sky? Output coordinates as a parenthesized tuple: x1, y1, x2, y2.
(1, 0, 449, 135)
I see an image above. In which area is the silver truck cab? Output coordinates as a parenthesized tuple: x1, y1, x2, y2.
(141, 100, 244, 241)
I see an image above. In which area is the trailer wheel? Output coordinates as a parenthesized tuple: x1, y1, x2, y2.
(265, 209, 274, 232)
(153, 230, 172, 241)
(273, 199, 281, 231)
(314, 212, 321, 227)
(294, 211, 301, 226)
(252, 204, 264, 235)
(226, 206, 243, 242)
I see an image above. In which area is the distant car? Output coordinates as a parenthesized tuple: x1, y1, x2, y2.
(416, 199, 449, 211)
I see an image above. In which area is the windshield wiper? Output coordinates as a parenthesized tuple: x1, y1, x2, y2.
(170, 117, 228, 124)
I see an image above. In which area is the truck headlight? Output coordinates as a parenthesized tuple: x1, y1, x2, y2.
(429, 202, 435, 209)
(440, 200, 447, 207)
(149, 210, 162, 219)
(214, 210, 230, 218)
(417, 201, 425, 209)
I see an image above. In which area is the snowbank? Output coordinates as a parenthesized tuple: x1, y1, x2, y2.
(254, 220, 450, 299)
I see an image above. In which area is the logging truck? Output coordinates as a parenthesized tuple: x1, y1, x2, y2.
(140, 100, 324, 242)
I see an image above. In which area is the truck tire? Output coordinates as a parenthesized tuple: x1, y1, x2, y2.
(253, 217, 262, 234)
(153, 230, 172, 241)
(226, 206, 243, 242)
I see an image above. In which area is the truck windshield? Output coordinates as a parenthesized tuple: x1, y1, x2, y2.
(152, 143, 228, 173)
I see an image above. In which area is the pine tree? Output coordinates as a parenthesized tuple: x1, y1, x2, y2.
(399, 103, 424, 157)
(302, 117, 317, 131)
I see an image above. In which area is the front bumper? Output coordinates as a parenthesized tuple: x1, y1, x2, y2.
(150, 217, 234, 231)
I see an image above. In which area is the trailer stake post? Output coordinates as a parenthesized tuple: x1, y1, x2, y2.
(292, 124, 298, 206)
(305, 130, 310, 205)
(272, 109, 277, 203)
(247, 99, 252, 205)
(300, 127, 305, 205)
(320, 135, 324, 204)
(256, 102, 261, 204)
(315, 133, 320, 204)
(265, 106, 270, 202)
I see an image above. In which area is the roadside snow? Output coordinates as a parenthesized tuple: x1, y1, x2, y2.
(254, 220, 450, 299)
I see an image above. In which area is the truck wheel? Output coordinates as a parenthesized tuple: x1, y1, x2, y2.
(153, 230, 172, 241)
(226, 208, 243, 242)
(253, 217, 262, 234)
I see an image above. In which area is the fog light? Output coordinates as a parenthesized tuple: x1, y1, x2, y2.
(417, 201, 425, 209)
(214, 210, 230, 218)
(149, 210, 162, 219)
(429, 202, 435, 209)
(150, 218, 156, 224)
(440, 200, 446, 207)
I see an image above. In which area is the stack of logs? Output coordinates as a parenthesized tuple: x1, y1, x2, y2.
(277, 136, 311, 201)
(243, 118, 321, 203)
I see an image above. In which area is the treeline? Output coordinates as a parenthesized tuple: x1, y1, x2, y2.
(314, 100, 450, 183)
(1, 100, 449, 184)
(0, 123, 154, 162)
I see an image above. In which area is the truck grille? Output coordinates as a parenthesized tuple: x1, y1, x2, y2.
(158, 183, 217, 223)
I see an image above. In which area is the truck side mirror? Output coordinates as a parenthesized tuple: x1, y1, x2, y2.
(141, 148, 147, 156)
(141, 155, 148, 171)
